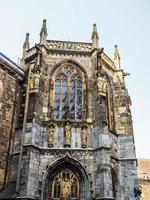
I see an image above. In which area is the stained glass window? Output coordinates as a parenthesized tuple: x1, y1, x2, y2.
(54, 66, 83, 120)
(70, 79, 75, 119)
(54, 80, 60, 119)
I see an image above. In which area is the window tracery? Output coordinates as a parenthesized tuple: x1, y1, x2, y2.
(52, 169, 80, 199)
(52, 64, 84, 121)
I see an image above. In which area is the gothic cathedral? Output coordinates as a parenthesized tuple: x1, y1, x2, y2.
(0, 20, 138, 200)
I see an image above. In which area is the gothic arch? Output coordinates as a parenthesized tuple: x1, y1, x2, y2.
(49, 59, 88, 79)
(49, 59, 89, 121)
(103, 72, 116, 132)
(42, 155, 89, 200)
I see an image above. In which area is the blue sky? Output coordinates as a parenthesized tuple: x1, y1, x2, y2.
(0, 0, 150, 158)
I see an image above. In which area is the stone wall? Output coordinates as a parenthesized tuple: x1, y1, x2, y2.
(0, 64, 17, 187)
(0, 36, 138, 200)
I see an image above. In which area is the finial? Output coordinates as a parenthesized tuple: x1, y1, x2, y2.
(23, 33, 30, 50)
(114, 44, 121, 69)
(21, 33, 30, 65)
(40, 19, 48, 45)
(91, 23, 99, 49)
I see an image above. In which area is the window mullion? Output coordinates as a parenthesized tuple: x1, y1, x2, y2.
(59, 78, 62, 119)
(82, 79, 85, 120)
(67, 78, 70, 118)
(75, 79, 77, 120)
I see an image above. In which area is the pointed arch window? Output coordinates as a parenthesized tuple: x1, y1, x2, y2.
(53, 66, 84, 120)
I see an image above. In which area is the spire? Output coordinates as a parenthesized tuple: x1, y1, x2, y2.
(40, 19, 47, 45)
(91, 23, 99, 49)
(22, 33, 30, 61)
(114, 45, 121, 69)
(23, 33, 30, 51)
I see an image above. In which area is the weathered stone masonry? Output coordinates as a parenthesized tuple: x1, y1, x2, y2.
(0, 20, 138, 200)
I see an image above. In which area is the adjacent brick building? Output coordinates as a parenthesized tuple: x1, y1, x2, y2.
(0, 52, 24, 189)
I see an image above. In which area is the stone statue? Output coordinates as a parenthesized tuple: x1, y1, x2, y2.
(102, 78, 107, 92)
(61, 180, 70, 198)
(81, 126, 87, 147)
(34, 74, 40, 89)
(48, 125, 54, 147)
(29, 73, 34, 90)
(97, 74, 103, 92)
(64, 122, 71, 146)
(29, 71, 40, 91)
(97, 73, 107, 95)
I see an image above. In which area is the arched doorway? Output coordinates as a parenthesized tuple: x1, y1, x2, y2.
(42, 156, 89, 200)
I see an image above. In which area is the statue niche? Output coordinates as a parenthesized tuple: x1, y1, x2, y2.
(48, 124, 54, 147)
(64, 122, 71, 147)
(97, 72, 107, 96)
(81, 126, 87, 148)
(29, 72, 40, 91)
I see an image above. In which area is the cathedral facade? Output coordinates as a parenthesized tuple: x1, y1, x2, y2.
(0, 20, 138, 200)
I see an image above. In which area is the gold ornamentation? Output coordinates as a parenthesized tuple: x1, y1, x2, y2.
(61, 180, 70, 198)
(48, 125, 54, 147)
(52, 169, 79, 199)
(81, 126, 87, 148)
(64, 122, 71, 146)
(29, 73, 40, 90)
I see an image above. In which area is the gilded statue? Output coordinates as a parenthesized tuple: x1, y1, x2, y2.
(48, 125, 54, 147)
(61, 180, 70, 198)
(29, 72, 40, 91)
(64, 122, 71, 145)
(81, 126, 87, 147)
